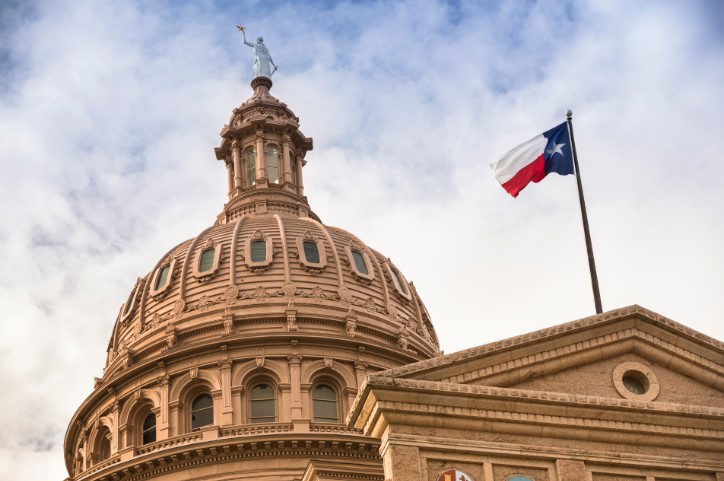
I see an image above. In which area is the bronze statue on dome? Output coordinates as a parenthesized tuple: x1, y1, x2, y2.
(237, 25, 277, 79)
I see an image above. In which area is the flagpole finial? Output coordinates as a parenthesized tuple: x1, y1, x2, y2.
(565, 110, 573, 119)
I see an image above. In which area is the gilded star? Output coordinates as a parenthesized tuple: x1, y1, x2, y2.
(546, 142, 565, 157)
(236, 25, 246, 32)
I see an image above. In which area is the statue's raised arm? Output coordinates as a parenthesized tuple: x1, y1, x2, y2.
(238, 26, 278, 79)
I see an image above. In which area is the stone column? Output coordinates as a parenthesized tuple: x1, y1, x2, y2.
(555, 459, 586, 481)
(232, 140, 242, 189)
(219, 360, 233, 426)
(282, 133, 292, 185)
(255, 131, 265, 180)
(226, 160, 234, 195)
(295, 156, 304, 195)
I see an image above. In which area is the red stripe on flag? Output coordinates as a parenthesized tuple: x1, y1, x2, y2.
(501, 154, 546, 197)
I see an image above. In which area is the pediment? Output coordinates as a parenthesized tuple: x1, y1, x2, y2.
(375, 305, 723, 405)
(504, 351, 722, 407)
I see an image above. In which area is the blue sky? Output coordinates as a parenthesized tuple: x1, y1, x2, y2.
(1, 1, 723, 479)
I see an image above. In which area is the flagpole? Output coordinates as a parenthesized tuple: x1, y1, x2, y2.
(566, 110, 603, 314)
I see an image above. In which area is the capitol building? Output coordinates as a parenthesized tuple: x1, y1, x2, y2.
(63, 72, 724, 481)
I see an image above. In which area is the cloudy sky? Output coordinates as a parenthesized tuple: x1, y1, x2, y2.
(1, 0, 723, 479)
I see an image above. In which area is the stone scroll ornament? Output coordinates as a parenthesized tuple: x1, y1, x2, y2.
(436, 470, 474, 481)
(237, 25, 278, 79)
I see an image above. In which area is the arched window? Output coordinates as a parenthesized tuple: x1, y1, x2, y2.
(245, 148, 256, 186)
(390, 267, 408, 295)
(121, 282, 140, 321)
(198, 248, 215, 273)
(191, 393, 213, 430)
(351, 250, 368, 275)
(312, 384, 338, 422)
(386, 262, 411, 300)
(303, 241, 320, 264)
(507, 477, 534, 481)
(154, 265, 170, 290)
(250, 239, 266, 262)
(94, 427, 111, 463)
(249, 383, 275, 423)
(266, 145, 280, 184)
(141, 413, 156, 445)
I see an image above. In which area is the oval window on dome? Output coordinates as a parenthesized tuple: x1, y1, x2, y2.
(250, 240, 266, 262)
(303, 241, 320, 264)
(245, 148, 256, 187)
(351, 250, 368, 275)
(296, 233, 327, 271)
(199, 248, 215, 272)
(386, 262, 411, 300)
(154, 265, 170, 290)
(244, 232, 273, 270)
(266, 145, 280, 184)
(345, 244, 375, 282)
(121, 281, 142, 321)
(149, 258, 177, 298)
(193, 244, 222, 280)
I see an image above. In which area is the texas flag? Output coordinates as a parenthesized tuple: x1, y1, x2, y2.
(490, 122, 574, 197)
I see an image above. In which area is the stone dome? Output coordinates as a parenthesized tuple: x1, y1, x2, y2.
(63, 77, 439, 481)
(102, 212, 439, 380)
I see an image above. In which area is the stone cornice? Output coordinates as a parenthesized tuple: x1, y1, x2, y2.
(375, 305, 723, 380)
(74, 433, 380, 481)
(365, 377, 724, 418)
(436, 327, 722, 386)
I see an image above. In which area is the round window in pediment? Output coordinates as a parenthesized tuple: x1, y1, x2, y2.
(613, 361, 660, 401)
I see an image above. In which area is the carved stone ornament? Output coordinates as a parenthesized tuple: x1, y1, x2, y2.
(286, 301, 298, 331)
(164, 324, 178, 349)
(282, 282, 300, 298)
(172, 299, 186, 318)
(337, 286, 352, 305)
(225, 285, 240, 305)
(345, 319, 357, 338)
(222, 314, 234, 337)
(252, 286, 269, 301)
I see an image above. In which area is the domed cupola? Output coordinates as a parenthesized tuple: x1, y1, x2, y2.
(64, 65, 439, 480)
(214, 77, 316, 224)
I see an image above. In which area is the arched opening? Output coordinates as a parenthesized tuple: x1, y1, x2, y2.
(191, 393, 214, 430)
(92, 426, 112, 465)
(141, 412, 156, 445)
(266, 145, 280, 184)
(245, 148, 256, 186)
(249, 382, 276, 423)
(311, 384, 338, 423)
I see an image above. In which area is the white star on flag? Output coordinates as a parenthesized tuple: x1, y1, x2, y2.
(546, 142, 566, 156)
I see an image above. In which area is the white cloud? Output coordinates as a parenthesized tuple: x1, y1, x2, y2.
(1, 1, 722, 479)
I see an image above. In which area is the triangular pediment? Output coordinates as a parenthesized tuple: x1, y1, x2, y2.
(370, 305, 723, 405)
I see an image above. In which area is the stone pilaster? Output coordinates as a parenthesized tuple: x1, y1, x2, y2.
(219, 359, 233, 425)
(288, 354, 303, 419)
